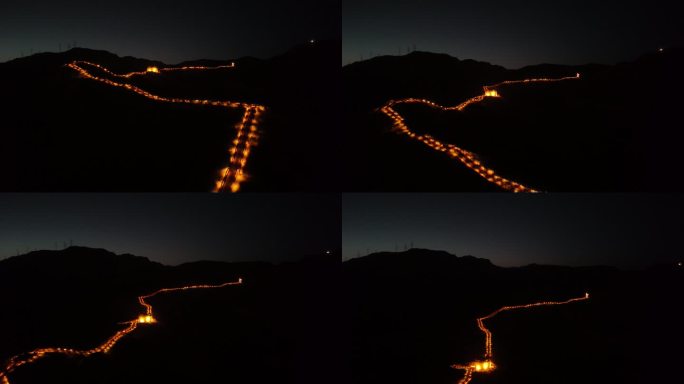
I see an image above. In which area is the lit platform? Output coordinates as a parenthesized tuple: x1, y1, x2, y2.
(137, 315, 156, 324)
(471, 360, 495, 372)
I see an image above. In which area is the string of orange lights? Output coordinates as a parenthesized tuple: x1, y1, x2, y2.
(379, 73, 580, 192)
(75, 61, 236, 79)
(65, 60, 265, 193)
(451, 292, 589, 384)
(0, 278, 243, 384)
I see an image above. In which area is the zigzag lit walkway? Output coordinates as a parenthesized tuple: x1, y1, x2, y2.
(379, 74, 580, 192)
(0, 279, 243, 384)
(451, 292, 589, 384)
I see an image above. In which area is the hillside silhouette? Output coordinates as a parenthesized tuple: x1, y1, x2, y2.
(344, 249, 683, 384)
(0, 40, 340, 191)
(343, 49, 684, 191)
(0, 246, 341, 384)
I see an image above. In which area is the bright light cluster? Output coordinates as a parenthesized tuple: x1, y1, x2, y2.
(65, 60, 263, 193)
(137, 314, 156, 323)
(0, 279, 243, 384)
(483, 89, 499, 97)
(450, 293, 589, 384)
(379, 74, 580, 192)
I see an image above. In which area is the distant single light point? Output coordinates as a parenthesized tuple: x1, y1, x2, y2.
(659, 48, 664, 53)
(576, 72, 581, 78)
(325, 250, 331, 255)
(585, 292, 590, 298)
(678, 262, 682, 267)
(310, 39, 315, 44)
(146, 66, 160, 73)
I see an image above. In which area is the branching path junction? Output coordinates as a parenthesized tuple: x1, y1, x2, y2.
(66, 61, 265, 192)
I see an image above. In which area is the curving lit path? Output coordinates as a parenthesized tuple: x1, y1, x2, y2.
(379, 74, 580, 192)
(451, 293, 589, 384)
(0, 278, 243, 384)
(66, 61, 265, 193)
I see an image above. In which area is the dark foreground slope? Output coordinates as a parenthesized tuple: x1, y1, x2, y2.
(0, 247, 341, 384)
(343, 49, 684, 191)
(344, 249, 683, 384)
(0, 40, 340, 191)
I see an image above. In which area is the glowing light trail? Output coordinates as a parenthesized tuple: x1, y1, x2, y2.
(0, 279, 243, 384)
(379, 74, 580, 192)
(73, 61, 236, 79)
(66, 61, 263, 192)
(451, 292, 589, 384)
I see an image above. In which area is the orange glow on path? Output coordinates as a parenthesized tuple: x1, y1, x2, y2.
(379, 74, 580, 192)
(66, 60, 263, 192)
(451, 293, 589, 384)
(0, 279, 243, 384)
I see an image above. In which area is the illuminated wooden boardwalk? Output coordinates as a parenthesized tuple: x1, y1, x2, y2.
(0, 278, 243, 384)
(451, 293, 589, 384)
(379, 74, 580, 192)
(66, 61, 265, 193)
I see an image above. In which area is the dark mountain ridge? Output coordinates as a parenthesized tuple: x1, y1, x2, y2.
(344, 248, 624, 275)
(0, 246, 268, 289)
(1, 48, 165, 73)
(344, 51, 509, 108)
(345, 248, 498, 278)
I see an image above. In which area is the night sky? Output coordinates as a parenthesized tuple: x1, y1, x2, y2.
(0, 194, 340, 265)
(343, 0, 684, 67)
(343, 194, 683, 267)
(1, 0, 340, 63)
